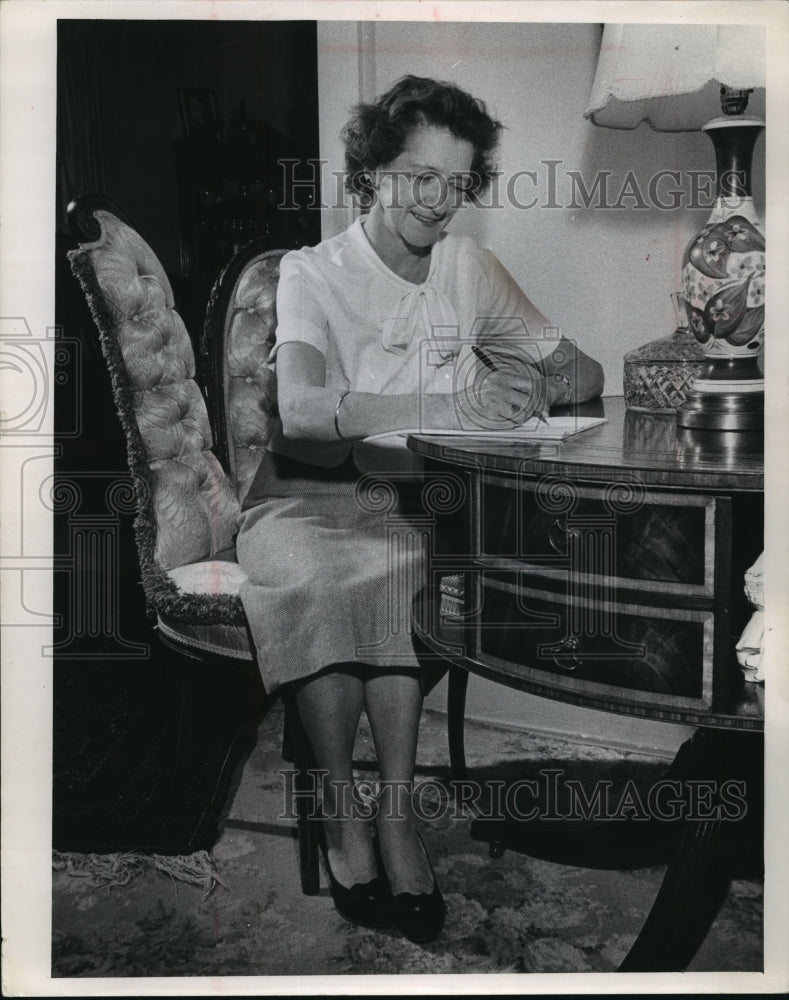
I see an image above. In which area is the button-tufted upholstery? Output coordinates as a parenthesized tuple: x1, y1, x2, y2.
(68, 209, 296, 652)
(204, 245, 292, 505)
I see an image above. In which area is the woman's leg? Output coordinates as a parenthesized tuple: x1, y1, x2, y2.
(295, 668, 377, 888)
(363, 671, 435, 895)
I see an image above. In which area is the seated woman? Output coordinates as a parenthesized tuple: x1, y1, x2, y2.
(237, 75, 604, 943)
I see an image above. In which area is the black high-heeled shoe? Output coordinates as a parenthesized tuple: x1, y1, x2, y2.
(390, 835, 445, 944)
(318, 828, 394, 930)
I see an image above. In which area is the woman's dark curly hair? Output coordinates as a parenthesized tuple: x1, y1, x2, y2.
(342, 75, 503, 207)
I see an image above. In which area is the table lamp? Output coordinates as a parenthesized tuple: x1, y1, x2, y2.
(585, 24, 766, 431)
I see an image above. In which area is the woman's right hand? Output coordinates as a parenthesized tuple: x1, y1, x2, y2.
(453, 354, 548, 431)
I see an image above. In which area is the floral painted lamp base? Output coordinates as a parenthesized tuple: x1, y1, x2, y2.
(677, 116, 765, 432)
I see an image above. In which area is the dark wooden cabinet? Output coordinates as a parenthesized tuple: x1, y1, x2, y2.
(411, 398, 764, 728)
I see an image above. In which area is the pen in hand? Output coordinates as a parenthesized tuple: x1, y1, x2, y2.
(472, 344, 550, 426)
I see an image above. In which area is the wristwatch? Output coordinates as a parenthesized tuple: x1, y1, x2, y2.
(550, 372, 573, 403)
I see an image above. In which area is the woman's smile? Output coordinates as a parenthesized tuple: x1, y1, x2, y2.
(410, 209, 446, 226)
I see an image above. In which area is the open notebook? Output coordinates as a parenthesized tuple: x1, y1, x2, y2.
(363, 415, 607, 445)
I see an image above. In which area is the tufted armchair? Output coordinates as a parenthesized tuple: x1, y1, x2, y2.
(66, 194, 319, 889)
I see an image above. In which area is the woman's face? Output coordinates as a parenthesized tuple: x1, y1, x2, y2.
(371, 122, 475, 250)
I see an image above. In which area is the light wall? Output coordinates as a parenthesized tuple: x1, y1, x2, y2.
(315, 20, 765, 755)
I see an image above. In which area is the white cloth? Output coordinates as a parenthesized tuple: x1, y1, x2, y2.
(736, 553, 765, 683)
(267, 217, 557, 468)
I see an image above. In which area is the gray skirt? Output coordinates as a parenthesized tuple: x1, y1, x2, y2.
(236, 451, 445, 695)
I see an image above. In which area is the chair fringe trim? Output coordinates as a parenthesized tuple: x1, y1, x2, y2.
(52, 849, 224, 898)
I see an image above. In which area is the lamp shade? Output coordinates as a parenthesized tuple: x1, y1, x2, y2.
(585, 24, 765, 130)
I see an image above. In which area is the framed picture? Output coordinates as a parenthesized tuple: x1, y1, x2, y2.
(177, 87, 218, 137)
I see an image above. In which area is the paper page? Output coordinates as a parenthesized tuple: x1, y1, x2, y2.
(363, 415, 608, 443)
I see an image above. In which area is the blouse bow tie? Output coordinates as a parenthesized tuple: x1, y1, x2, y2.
(381, 285, 459, 363)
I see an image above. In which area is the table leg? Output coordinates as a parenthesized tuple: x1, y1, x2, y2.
(618, 816, 730, 972)
(447, 666, 469, 782)
(618, 726, 763, 971)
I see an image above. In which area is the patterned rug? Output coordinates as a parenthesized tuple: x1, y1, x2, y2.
(51, 701, 763, 979)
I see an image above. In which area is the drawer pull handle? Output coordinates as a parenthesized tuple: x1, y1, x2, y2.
(549, 637, 583, 672)
(548, 519, 579, 555)
(548, 518, 567, 554)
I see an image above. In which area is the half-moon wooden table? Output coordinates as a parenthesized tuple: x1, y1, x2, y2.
(408, 396, 764, 972)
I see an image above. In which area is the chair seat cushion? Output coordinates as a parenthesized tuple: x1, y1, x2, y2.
(160, 560, 253, 660)
(168, 559, 249, 595)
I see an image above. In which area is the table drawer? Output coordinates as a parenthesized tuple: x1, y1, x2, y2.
(475, 573, 716, 711)
(480, 475, 718, 597)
